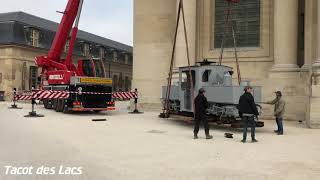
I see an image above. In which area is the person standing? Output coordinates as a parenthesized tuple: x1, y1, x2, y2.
(265, 91, 285, 135)
(193, 88, 213, 139)
(238, 86, 259, 143)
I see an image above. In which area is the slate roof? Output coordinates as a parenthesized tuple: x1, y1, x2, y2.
(0, 11, 132, 53)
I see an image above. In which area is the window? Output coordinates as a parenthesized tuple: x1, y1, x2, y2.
(181, 70, 195, 90)
(64, 40, 70, 53)
(82, 60, 94, 77)
(29, 66, 38, 90)
(202, 70, 211, 82)
(113, 75, 118, 91)
(30, 29, 39, 47)
(93, 60, 105, 78)
(24, 28, 40, 47)
(22, 62, 27, 90)
(128, 55, 133, 65)
(124, 76, 130, 91)
(118, 73, 123, 91)
(73, 40, 83, 55)
(113, 51, 118, 62)
(105, 48, 113, 61)
(125, 54, 129, 64)
(82, 43, 90, 57)
(100, 47, 105, 59)
(90, 44, 100, 58)
(38, 29, 54, 49)
(11, 67, 16, 80)
(214, 0, 261, 48)
(118, 53, 125, 64)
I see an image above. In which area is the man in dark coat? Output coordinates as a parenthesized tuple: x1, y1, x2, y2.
(193, 88, 213, 139)
(238, 86, 259, 143)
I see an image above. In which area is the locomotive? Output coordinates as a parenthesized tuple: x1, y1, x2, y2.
(161, 60, 263, 127)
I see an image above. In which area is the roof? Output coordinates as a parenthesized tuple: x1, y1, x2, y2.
(0, 11, 132, 53)
(179, 64, 233, 70)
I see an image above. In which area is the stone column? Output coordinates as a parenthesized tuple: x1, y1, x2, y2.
(308, 0, 320, 128)
(175, 0, 197, 68)
(133, 0, 177, 106)
(271, 0, 300, 71)
(301, 0, 314, 71)
(313, 0, 320, 70)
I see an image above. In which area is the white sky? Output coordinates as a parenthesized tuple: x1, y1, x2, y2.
(0, 0, 133, 46)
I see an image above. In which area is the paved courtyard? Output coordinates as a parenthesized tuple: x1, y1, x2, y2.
(0, 101, 319, 180)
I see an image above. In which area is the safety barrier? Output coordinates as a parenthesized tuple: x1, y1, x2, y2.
(8, 88, 22, 109)
(129, 88, 143, 114)
(14, 90, 138, 100)
(7, 88, 142, 116)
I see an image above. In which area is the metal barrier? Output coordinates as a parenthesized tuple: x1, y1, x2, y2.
(11, 89, 142, 115)
(24, 91, 44, 118)
(0, 91, 5, 101)
(9, 88, 23, 109)
(129, 88, 143, 114)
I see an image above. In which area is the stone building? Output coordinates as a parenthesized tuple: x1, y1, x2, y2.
(133, 0, 320, 128)
(0, 11, 133, 99)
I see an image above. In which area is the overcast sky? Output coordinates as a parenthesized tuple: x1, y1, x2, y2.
(0, 0, 133, 46)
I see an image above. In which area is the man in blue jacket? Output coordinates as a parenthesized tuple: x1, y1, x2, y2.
(238, 86, 259, 143)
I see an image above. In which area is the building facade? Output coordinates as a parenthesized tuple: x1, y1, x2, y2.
(0, 11, 133, 98)
(133, 0, 320, 128)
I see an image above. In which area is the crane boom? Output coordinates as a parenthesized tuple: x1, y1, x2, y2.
(35, 0, 86, 84)
(66, 0, 84, 71)
(48, 0, 81, 61)
(35, 0, 82, 73)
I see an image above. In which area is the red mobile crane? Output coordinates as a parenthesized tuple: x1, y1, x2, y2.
(35, 0, 114, 112)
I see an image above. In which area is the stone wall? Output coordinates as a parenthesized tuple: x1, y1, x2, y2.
(133, 0, 313, 122)
(0, 45, 133, 100)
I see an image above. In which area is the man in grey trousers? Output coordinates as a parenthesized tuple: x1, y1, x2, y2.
(265, 91, 286, 135)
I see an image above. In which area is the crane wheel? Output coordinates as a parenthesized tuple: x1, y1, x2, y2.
(56, 99, 64, 112)
(43, 99, 49, 109)
(52, 99, 58, 111)
(62, 100, 70, 114)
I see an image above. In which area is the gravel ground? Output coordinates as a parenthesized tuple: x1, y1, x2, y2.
(0, 101, 319, 180)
